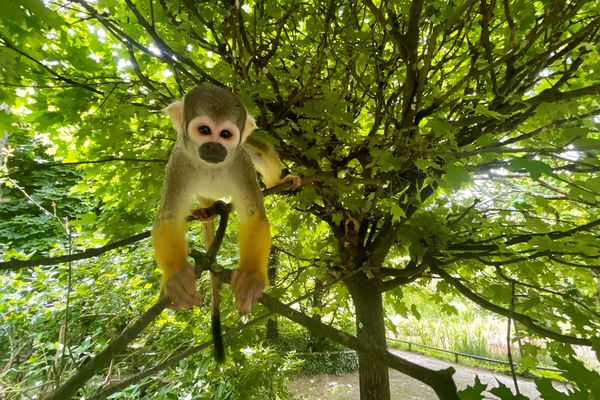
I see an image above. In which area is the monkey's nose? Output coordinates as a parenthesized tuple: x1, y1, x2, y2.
(198, 143, 227, 163)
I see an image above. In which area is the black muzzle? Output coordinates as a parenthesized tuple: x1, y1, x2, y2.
(198, 143, 227, 163)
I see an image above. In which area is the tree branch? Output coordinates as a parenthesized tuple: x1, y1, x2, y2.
(89, 310, 270, 399)
(447, 218, 600, 252)
(364, 219, 401, 270)
(400, 0, 424, 124)
(259, 290, 460, 400)
(43, 208, 232, 400)
(435, 267, 592, 346)
(1, 181, 304, 271)
(380, 256, 431, 291)
(0, 36, 103, 95)
(0, 232, 150, 271)
(89, 262, 351, 399)
(44, 296, 170, 400)
(123, 0, 220, 86)
(455, 83, 600, 128)
(1, 157, 167, 179)
(72, 0, 199, 87)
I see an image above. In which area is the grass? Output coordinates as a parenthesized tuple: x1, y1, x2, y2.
(390, 309, 512, 359)
(385, 304, 583, 379)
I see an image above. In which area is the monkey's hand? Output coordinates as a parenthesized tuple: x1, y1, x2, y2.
(153, 219, 202, 310)
(231, 270, 266, 315)
(161, 263, 203, 310)
(280, 174, 302, 188)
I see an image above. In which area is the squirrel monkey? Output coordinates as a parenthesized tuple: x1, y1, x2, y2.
(152, 84, 299, 360)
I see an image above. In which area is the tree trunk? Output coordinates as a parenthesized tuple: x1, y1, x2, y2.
(265, 317, 279, 343)
(346, 272, 391, 400)
(308, 279, 324, 350)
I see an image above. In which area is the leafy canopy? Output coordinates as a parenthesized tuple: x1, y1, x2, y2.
(1, 0, 599, 398)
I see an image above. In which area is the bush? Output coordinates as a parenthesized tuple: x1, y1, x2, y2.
(274, 332, 359, 375)
(299, 351, 359, 375)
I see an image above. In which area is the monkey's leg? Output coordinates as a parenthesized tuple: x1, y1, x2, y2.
(152, 219, 202, 309)
(231, 214, 271, 315)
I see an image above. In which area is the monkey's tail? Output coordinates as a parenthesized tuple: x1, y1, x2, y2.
(204, 218, 225, 364)
(211, 272, 225, 363)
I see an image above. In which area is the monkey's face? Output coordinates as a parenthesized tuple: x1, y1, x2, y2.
(186, 115, 242, 166)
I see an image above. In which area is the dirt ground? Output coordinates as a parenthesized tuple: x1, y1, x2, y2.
(288, 349, 549, 400)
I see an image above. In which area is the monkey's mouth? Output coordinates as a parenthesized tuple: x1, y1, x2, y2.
(198, 143, 227, 163)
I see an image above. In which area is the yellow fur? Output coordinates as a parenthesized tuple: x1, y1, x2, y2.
(238, 215, 271, 285)
(151, 219, 188, 289)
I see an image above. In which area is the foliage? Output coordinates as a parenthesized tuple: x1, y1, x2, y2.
(137, 348, 299, 400)
(1, 0, 600, 398)
(299, 352, 359, 376)
(387, 286, 511, 361)
(0, 134, 94, 256)
(534, 340, 600, 399)
(274, 330, 360, 374)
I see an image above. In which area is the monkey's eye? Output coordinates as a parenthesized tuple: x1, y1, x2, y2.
(198, 126, 211, 136)
(220, 130, 233, 139)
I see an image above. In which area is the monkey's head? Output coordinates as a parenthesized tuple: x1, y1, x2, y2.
(164, 84, 257, 166)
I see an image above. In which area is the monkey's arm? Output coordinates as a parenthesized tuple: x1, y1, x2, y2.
(244, 136, 282, 188)
(152, 153, 202, 309)
(245, 136, 301, 189)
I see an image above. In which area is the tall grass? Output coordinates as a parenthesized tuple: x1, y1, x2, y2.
(388, 294, 599, 373)
(390, 311, 512, 361)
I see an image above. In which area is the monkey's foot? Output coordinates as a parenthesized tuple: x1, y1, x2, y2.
(191, 200, 228, 221)
(162, 264, 203, 310)
(231, 270, 265, 315)
(280, 174, 302, 188)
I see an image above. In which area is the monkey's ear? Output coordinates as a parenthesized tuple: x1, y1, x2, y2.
(242, 113, 257, 139)
(163, 100, 185, 135)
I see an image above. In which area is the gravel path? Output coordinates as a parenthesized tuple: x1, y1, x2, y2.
(289, 349, 545, 399)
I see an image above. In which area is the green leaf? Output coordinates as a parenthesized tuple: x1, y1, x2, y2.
(0, 1, 27, 25)
(474, 133, 497, 148)
(519, 355, 538, 372)
(410, 304, 421, 320)
(489, 381, 529, 399)
(474, 105, 506, 120)
(20, 0, 63, 28)
(390, 203, 406, 222)
(572, 137, 600, 150)
(71, 212, 97, 226)
(425, 117, 455, 136)
(458, 376, 487, 400)
(446, 164, 470, 190)
(534, 379, 570, 400)
(508, 157, 553, 180)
